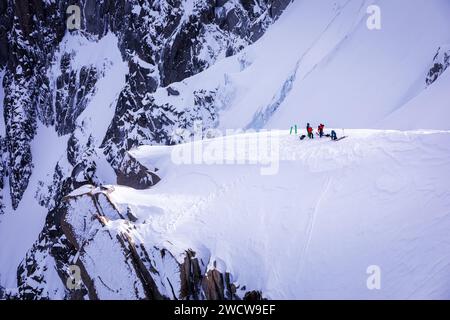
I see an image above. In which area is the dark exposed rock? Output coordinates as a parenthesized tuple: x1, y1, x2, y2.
(244, 290, 264, 300)
(116, 153, 160, 189)
(426, 46, 450, 86)
(55, 54, 99, 135)
(180, 250, 204, 300)
(0, 0, 12, 68)
(167, 86, 180, 96)
(269, 0, 293, 19)
(102, 88, 219, 172)
(202, 269, 226, 300)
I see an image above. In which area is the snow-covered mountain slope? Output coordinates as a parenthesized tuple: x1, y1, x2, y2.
(1, 0, 450, 300)
(381, 61, 450, 130)
(80, 129, 450, 299)
(157, 0, 450, 130)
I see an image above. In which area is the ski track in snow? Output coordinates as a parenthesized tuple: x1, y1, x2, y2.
(299, 176, 333, 277)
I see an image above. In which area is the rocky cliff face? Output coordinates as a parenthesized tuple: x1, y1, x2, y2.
(426, 45, 450, 86)
(0, 0, 291, 299)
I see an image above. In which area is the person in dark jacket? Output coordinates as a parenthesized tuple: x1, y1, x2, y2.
(331, 130, 337, 140)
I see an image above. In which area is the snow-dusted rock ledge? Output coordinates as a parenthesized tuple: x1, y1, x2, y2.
(60, 185, 262, 300)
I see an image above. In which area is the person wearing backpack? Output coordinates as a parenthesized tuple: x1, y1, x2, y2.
(318, 124, 325, 138)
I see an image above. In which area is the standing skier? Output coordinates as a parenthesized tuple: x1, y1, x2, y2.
(307, 123, 314, 139)
(318, 124, 325, 138)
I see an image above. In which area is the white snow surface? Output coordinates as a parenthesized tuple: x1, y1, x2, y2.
(104, 130, 450, 299)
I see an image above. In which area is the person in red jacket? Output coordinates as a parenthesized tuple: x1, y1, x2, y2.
(318, 124, 325, 138)
(307, 124, 314, 139)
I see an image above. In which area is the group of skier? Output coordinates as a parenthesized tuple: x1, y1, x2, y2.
(305, 123, 337, 140)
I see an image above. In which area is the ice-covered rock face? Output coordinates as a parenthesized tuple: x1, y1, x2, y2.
(2, 0, 65, 209)
(0, 0, 291, 299)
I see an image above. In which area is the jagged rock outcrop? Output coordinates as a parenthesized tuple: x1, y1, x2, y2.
(102, 88, 219, 169)
(116, 153, 160, 190)
(55, 54, 99, 135)
(426, 45, 450, 86)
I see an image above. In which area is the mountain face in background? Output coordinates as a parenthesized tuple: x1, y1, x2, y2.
(0, 0, 289, 212)
(1, 0, 450, 300)
(0, 0, 291, 299)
